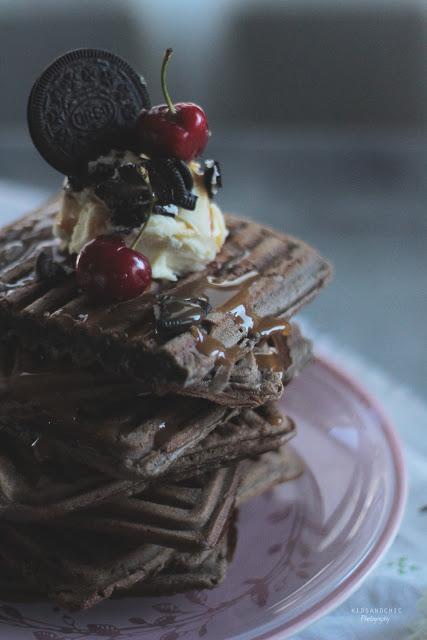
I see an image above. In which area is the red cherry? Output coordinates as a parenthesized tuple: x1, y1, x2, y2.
(76, 235, 152, 302)
(137, 49, 209, 162)
(138, 102, 208, 162)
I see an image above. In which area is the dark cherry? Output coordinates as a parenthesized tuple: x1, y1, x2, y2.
(137, 49, 209, 162)
(138, 103, 208, 162)
(76, 235, 152, 302)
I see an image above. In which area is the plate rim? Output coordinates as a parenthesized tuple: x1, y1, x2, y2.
(253, 354, 407, 640)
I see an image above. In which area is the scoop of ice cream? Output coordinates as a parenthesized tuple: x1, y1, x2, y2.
(54, 150, 141, 254)
(54, 159, 228, 281)
(133, 167, 227, 281)
(54, 188, 111, 255)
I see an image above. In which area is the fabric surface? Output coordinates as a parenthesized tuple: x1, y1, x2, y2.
(0, 179, 48, 225)
(294, 322, 427, 640)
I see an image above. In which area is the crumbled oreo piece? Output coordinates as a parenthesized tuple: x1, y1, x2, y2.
(66, 175, 87, 193)
(117, 162, 145, 184)
(92, 157, 197, 230)
(27, 48, 150, 175)
(204, 160, 222, 198)
(153, 204, 178, 218)
(89, 162, 116, 184)
(35, 247, 75, 282)
(95, 163, 153, 229)
(145, 158, 197, 211)
(178, 191, 198, 210)
(176, 160, 194, 191)
(155, 295, 211, 338)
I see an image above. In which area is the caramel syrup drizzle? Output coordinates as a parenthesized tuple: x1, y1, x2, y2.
(189, 270, 291, 371)
(253, 349, 283, 373)
(190, 326, 242, 367)
(258, 402, 284, 426)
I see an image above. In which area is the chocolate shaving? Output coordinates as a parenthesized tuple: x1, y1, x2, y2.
(91, 158, 197, 230)
(155, 295, 211, 339)
(95, 163, 153, 229)
(144, 158, 197, 211)
(204, 160, 222, 198)
(35, 247, 75, 282)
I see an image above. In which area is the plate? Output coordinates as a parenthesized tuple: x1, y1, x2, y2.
(0, 357, 406, 640)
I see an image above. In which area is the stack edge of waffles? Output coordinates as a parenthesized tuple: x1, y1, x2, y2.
(0, 48, 331, 609)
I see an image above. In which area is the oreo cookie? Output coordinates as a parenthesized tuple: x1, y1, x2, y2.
(27, 49, 150, 175)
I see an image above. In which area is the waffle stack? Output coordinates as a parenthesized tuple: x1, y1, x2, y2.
(0, 201, 331, 609)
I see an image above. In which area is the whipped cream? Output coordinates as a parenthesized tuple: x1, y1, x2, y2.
(55, 157, 228, 281)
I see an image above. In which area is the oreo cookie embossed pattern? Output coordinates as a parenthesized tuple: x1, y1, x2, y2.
(28, 49, 150, 174)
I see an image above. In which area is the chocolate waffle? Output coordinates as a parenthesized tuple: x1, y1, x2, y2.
(124, 447, 302, 599)
(0, 447, 292, 608)
(55, 465, 240, 551)
(49, 416, 297, 545)
(237, 446, 304, 503)
(168, 404, 296, 480)
(0, 323, 307, 482)
(0, 387, 235, 481)
(124, 528, 235, 597)
(0, 435, 134, 521)
(0, 324, 310, 458)
(122, 448, 303, 599)
(0, 199, 331, 392)
(177, 322, 312, 406)
(0, 521, 236, 607)
(0, 404, 296, 521)
(0, 522, 174, 610)
(0, 464, 241, 606)
(0, 332, 311, 470)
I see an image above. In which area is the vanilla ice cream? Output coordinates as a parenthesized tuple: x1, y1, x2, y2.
(55, 157, 228, 281)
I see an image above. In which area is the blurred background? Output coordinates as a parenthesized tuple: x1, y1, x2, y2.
(0, 0, 425, 397)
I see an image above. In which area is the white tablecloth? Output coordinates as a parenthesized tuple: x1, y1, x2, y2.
(294, 324, 427, 640)
(0, 180, 48, 227)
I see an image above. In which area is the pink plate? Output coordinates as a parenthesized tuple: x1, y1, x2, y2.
(0, 357, 406, 640)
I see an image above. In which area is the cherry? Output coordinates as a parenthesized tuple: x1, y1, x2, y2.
(76, 235, 152, 302)
(137, 48, 209, 162)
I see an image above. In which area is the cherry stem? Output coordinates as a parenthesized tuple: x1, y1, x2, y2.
(131, 179, 156, 250)
(161, 48, 176, 115)
(131, 199, 155, 249)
